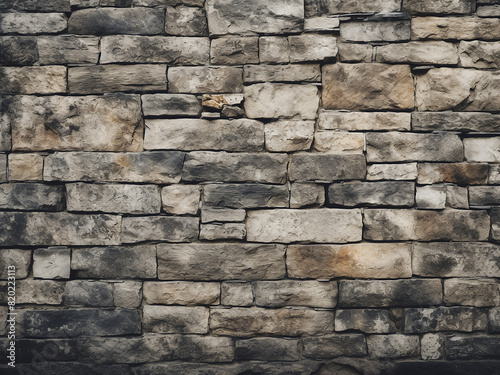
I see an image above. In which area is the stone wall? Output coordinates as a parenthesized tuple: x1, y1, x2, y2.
(1, 0, 500, 374)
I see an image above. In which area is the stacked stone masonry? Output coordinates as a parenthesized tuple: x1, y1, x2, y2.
(1, 0, 500, 374)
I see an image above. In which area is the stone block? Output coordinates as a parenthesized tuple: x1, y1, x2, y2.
(122, 216, 199, 243)
(143, 282, 220, 306)
(302, 334, 366, 359)
(289, 34, 338, 62)
(235, 338, 300, 361)
(0, 183, 65, 211)
(204, 183, 288, 209)
(290, 183, 325, 208)
(113, 281, 142, 309)
(33, 247, 71, 279)
(313, 131, 364, 154)
(335, 309, 398, 334)
(403, 0, 475, 14)
(143, 305, 209, 334)
(14, 279, 65, 305)
(477, 4, 500, 16)
(63, 280, 114, 307)
(161, 185, 200, 215)
(328, 181, 415, 207)
(413, 112, 500, 132)
(244, 64, 321, 83)
(418, 162, 488, 185)
(289, 153, 366, 182)
(305, 0, 400, 16)
(211, 37, 258, 65)
(0, 249, 31, 279)
(259, 36, 289, 64)
(412, 16, 500, 40)
(444, 279, 500, 307)
(460, 41, 500, 68)
(264, 120, 314, 152)
(318, 111, 411, 131)
(404, 307, 487, 333)
(446, 336, 500, 360)
(0, 36, 38, 65)
(166, 6, 208, 36)
(376, 41, 458, 64)
(304, 17, 339, 31)
(416, 184, 468, 209)
(168, 66, 243, 93)
(367, 163, 417, 181)
(200, 223, 246, 241)
(338, 42, 372, 62)
(421, 333, 444, 360)
(367, 334, 420, 358)
(38, 36, 99, 64)
(340, 20, 411, 42)
(492, 207, 500, 241)
(0, 13, 67, 34)
(141, 94, 201, 117)
(0, 66, 66, 94)
(0, 0, 71, 11)
(8, 154, 44, 181)
(464, 137, 500, 162)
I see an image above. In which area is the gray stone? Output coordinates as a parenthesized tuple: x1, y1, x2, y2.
(200, 223, 246, 240)
(67, 183, 160, 214)
(211, 37, 258, 65)
(13, 279, 65, 305)
(143, 306, 209, 334)
(142, 94, 201, 117)
(0, 249, 31, 279)
(367, 334, 420, 358)
(460, 41, 500, 68)
(0, 0, 71, 11)
(244, 83, 319, 120)
(158, 243, 285, 280)
(404, 307, 487, 333)
(33, 247, 71, 280)
(477, 4, 500, 15)
(464, 137, 500, 162)
(418, 162, 488, 185)
(265, 120, 315, 152)
(259, 36, 289, 64)
(305, 0, 400, 16)
(144, 119, 264, 152)
(468, 186, 500, 206)
(338, 43, 373, 62)
(490, 308, 500, 333)
(421, 333, 445, 360)
(313, 131, 364, 154)
(182, 151, 288, 183)
(21, 309, 141, 338)
(221, 105, 245, 118)
(69, 8, 164, 35)
(289, 34, 338, 62)
(0, 13, 67, 34)
(5, 94, 143, 152)
(289, 153, 366, 182)
(72, 245, 157, 279)
(0, 212, 121, 246)
(201, 207, 246, 223)
(328, 181, 415, 207)
(374, 361, 500, 375)
(335, 309, 397, 334)
(492, 207, 500, 241)
(416, 184, 468, 209)
(0, 36, 38, 65)
(235, 338, 300, 361)
(168, 66, 243, 93)
(122, 216, 199, 243)
(44, 151, 185, 183)
(8, 154, 44, 181)
(446, 336, 500, 359)
(210, 307, 334, 337)
(412, 16, 500, 40)
(367, 163, 418, 181)
(403, 0, 475, 14)
(366, 132, 463, 162)
(69, 65, 167, 94)
(444, 279, 500, 307)
(376, 41, 458, 64)
(0, 183, 65, 211)
(323, 63, 414, 110)
(302, 334, 366, 359)
(244, 64, 321, 83)
(0, 66, 66, 94)
(290, 183, 325, 208)
(339, 279, 443, 308)
(221, 282, 253, 306)
(113, 281, 142, 309)
(254, 280, 337, 308)
(318, 111, 411, 131)
(304, 17, 340, 31)
(413, 242, 500, 277)
(204, 183, 288, 209)
(206, 0, 304, 36)
(143, 281, 220, 306)
(166, 6, 208, 36)
(413, 112, 500, 132)
(0, 154, 5, 181)
(100, 36, 209, 65)
(38, 36, 99, 65)
(287, 243, 412, 279)
(161, 185, 200, 215)
(63, 280, 114, 307)
(246, 209, 362, 243)
(341, 21, 411, 42)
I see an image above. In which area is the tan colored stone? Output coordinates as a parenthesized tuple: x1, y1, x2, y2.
(259, 36, 289, 64)
(221, 282, 253, 306)
(412, 17, 500, 40)
(289, 34, 338, 62)
(143, 282, 220, 306)
(168, 66, 243, 93)
(367, 163, 418, 181)
(318, 111, 411, 131)
(243, 64, 321, 83)
(162, 185, 200, 215)
(376, 41, 458, 64)
(211, 37, 258, 65)
(418, 163, 488, 185)
(33, 247, 71, 280)
(8, 154, 43, 181)
(0, 66, 66, 95)
(460, 41, 500, 68)
(338, 43, 372, 62)
(265, 120, 314, 152)
(15, 279, 65, 305)
(313, 132, 364, 154)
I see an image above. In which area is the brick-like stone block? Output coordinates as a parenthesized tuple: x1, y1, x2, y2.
(464, 137, 500, 162)
(367, 334, 420, 358)
(376, 41, 458, 64)
(403, 0, 475, 14)
(446, 336, 500, 360)
(0, 183, 64, 211)
(14, 279, 65, 305)
(221, 282, 253, 306)
(0, 66, 66, 94)
(33, 247, 71, 279)
(302, 334, 366, 359)
(0, 249, 31, 279)
(204, 183, 288, 209)
(290, 153, 366, 182)
(166, 6, 208, 36)
(63, 280, 114, 307)
(0, 13, 67, 34)
(305, 0, 400, 17)
(211, 37, 258, 65)
(328, 181, 415, 207)
(417, 163, 488, 185)
(38, 36, 99, 65)
(144, 281, 220, 306)
(235, 338, 300, 361)
(341, 20, 411, 42)
(265, 120, 315, 152)
(141, 94, 201, 117)
(143, 306, 209, 334)
(121, 216, 199, 243)
(413, 112, 500, 132)
(318, 111, 411, 131)
(335, 309, 398, 334)
(412, 17, 500, 40)
(168, 66, 243, 93)
(404, 307, 487, 333)
(244, 64, 321, 83)
(162, 185, 200, 215)
(8, 154, 44, 181)
(444, 279, 500, 307)
(460, 40, 500, 69)
(0, 36, 38, 65)
(289, 34, 338, 62)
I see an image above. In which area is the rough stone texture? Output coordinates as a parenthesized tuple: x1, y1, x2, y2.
(142, 94, 201, 117)
(143, 306, 209, 334)
(221, 282, 253, 307)
(0, 36, 38, 65)
(340, 21, 411, 42)
(446, 336, 500, 359)
(143, 281, 220, 306)
(323, 63, 414, 110)
(416, 184, 468, 209)
(403, 0, 475, 14)
(444, 279, 500, 307)
(492, 207, 500, 241)
(8, 154, 43, 181)
(0, 66, 66, 95)
(338, 42, 373, 62)
(0, 0, 71, 11)
(38, 36, 99, 65)
(413, 112, 500, 132)
(0, 183, 64, 211)
(469, 186, 500, 206)
(63, 280, 114, 307)
(328, 181, 415, 207)
(313, 132, 364, 154)
(302, 334, 366, 359)
(200, 223, 246, 240)
(166, 6, 208, 36)
(421, 333, 445, 360)
(418, 163, 488, 185)
(244, 64, 321, 83)
(259, 36, 290, 64)
(202, 207, 246, 223)
(304, 17, 339, 31)
(0, 13, 67, 34)
(0, 155, 6, 182)
(464, 138, 500, 162)
(404, 307, 488, 333)
(289, 154, 366, 182)
(376, 41, 458, 64)
(318, 111, 411, 131)
(305, 0, 401, 16)
(335, 309, 398, 334)
(204, 183, 288, 208)
(368, 334, 420, 358)
(477, 4, 500, 16)
(0, 249, 31, 279)
(289, 34, 338, 62)
(114, 281, 142, 309)
(367, 163, 418, 181)
(211, 37, 258, 65)
(121, 216, 199, 243)
(265, 120, 315, 152)
(460, 41, 500, 68)
(290, 183, 325, 208)
(33, 247, 71, 279)
(168, 66, 243, 93)
(13, 279, 65, 305)
(162, 185, 200, 215)
(412, 17, 500, 40)
(490, 308, 500, 333)
(235, 338, 300, 361)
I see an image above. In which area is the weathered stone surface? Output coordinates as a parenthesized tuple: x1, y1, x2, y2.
(336, 309, 397, 334)
(416, 184, 468, 209)
(414, 112, 500, 133)
(162, 185, 200, 215)
(200, 223, 246, 240)
(465, 138, 500, 162)
(0, 66, 66, 94)
(265, 120, 314, 152)
(0, 154, 5, 182)
(469, 186, 500, 206)
(33, 247, 71, 280)
(204, 183, 288, 209)
(63, 280, 114, 307)
(0, 13, 67, 34)
(490, 308, 500, 333)
(323, 63, 414, 110)
(114, 281, 142, 309)
(338, 43, 372, 62)
(244, 83, 319, 120)
(421, 333, 445, 360)
(38, 36, 99, 64)
(386, 361, 500, 375)
(221, 282, 253, 306)
(304, 17, 339, 31)
(403, 0, 475, 14)
(21, 309, 141, 338)
(202, 208, 246, 223)
(492, 207, 500, 241)
(69, 8, 164, 35)
(446, 336, 500, 360)
(305, 0, 400, 16)
(341, 21, 411, 42)
(166, 6, 208, 36)
(366, 133, 463, 162)
(329, 181, 415, 207)
(0, 36, 38, 65)
(0, 338, 77, 363)
(244, 64, 321, 83)
(44, 152, 185, 184)
(290, 154, 366, 182)
(12, 279, 65, 305)
(158, 243, 285, 280)
(289, 34, 337, 62)
(313, 132, 364, 154)
(259, 36, 289, 64)
(367, 163, 417, 181)
(5, 94, 143, 152)
(376, 41, 458, 64)
(144, 119, 264, 152)
(404, 307, 487, 333)
(412, 16, 500, 40)
(413, 242, 500, 277)
(211, 37, 258, 65)
(302, 334, 366, 359)
(416, 68, 500, 111)
(210, 307, 334, 337)
(247, 209, 362, 243)
(444, 279, 500, 307)
(100, 36, 209, 65)
(418, 163, 488, 185)
(0, 212, 121, 246)
(460, 41, 500, 68)
(182, 152, 288, 183)
(144, 281, 220, 306)
(122, 216, 199, 243)
(72, 245, 157, 279)
(206, 0, 303, 36)
(236, 338, 300, 361)
(0, 183, 65, 211)
(69, 65, 166, 94)
(221, 105, 245, 118)
(143, 306, 209, 334)
(318, 111, 411, 131)
(287, 243, 412, 279)
(478, 4, 500, 15)
(168, 66, 243, 93)
(367, 334, 420, 358)
(0, 249, 31, 279)
(0, 0, 71, 11)
(8, 154, 43, 180)
(142, 94, 201, 117)
(290, 183, 325, 208)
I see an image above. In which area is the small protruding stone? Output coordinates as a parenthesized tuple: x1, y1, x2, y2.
(200, 223, 246, 240)
(335, 309, 398, 334)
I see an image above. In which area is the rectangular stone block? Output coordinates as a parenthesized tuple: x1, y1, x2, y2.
(142, 94, 201, 117)
(166, 5, 208, 36)
(413, 242, 500, 277)
(0, 154, 6, 181)
(33, 247, 71, 279)
(157, 243, 285, 280)
(259, 36, 290, 64)
(302, 334, 366, 359)
(287, 243, 412, 279)
(69, 65, 167, 94)
(266, 120, 315, 152)
(210, 307, 334, 337)
(460, 41, 500, 69)
(446, 336, 500, 360)
(367, 163, 418, 181)
(470, 186, 500, 205)
(161, 185, 200, 215)
(0, 0, 71, 11)
(289, 34, 338, 62)
(416, 184, 468, 209)
(100, 36, 209, 65)
(122, 216, 199, 243)
(313, 131, 363, 154)
(387, 361, 500, 375)
(490, 308, 500, 333)
(243, 64, 321, 83)
(413, 112, 500, 132)
(0, 183, 64, 211)
(211, 37, 258, 65)
(168, 66, 243, 93)
(0, 212, 121, 246)
(182, 151, 288, 183)
(338, 42, 372, 62)
(144, 119, 264, 152)
(336, 309, 397, 333)
(418, 163, 488, 185)
(204, 184, 288, 209)
(290, 153, 366, 182)
(0, 36, 38, 65)
(367, 334, 420, 359)
(235, 338, 300, 361)
(404, 307, 487, 333)
(0, 66, 66, 94)
(412, 17, 500, 40)
(6, 94, 143, 152)
(13, 279, 65, 305)
(143, 306, 209, 334)
(200, 223, 246, 240)
(0, 249, 31, 279)
(403, 0, 475, 14)
(143, 281, 220, 306)
(322, 63, 414, 110)
(444, 279, 500, 307)
(44, 151, 184, 183)
(492, 207, 500, 241)
(63, 280, 113, 307)
(376, 41, 458, 64)
(340, 20, 411, 42)
(0, 13, 67, 34)
(201, 207, 246, 223)
(72, 245, 157, 279)
(38, 36, 99, 65)
(305, 0, 400, 17)
(247, 209, 362, 244)
(464, 137, 500, 162)
(328, 181, 415, 207)
(318, 111, 411, 131)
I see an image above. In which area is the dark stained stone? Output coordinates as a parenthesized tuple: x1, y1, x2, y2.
(305, 0, 400, 17)
(0, 338, 77, 363)
(302, 334, 367, 359)
(121, 216, 199, 243)
(289, 153, 366, 182)
(417, 163, 489, 185)
(235, 338, 300, 361)
(469, 186, 500, 205)
(328, 181, 415, 207)
(382, 361, 500, 375)
(0, 0, 70, 11)
(37, 36, 99, 65)
(203, 183, 289, 208)
(0, 249, 31, 280)
(404, 307, 487, 333)
(141, 94, 201, 117)
(166, 6, 208, 36)
(0, 183, 65, 211)
(0, 363, 131, 375)
(63, 280, 114, 307)
(0, 37, 38, 65)
(336, 309, 398, 334)
(412, 112, 500, 132)
(403, 0, 475, 14)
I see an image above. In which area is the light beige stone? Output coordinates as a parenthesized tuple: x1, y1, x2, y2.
(0, 66, 66, 95)
(259, 36, 289, 64)
(221, 282, 253, 306)
(421, 333, 444, 360)
(338, 43, 373, 62)
(318, 111, 411, 131)
(211, 37, 258, 65)
(144, 282, 220, 306)
(161, 185, 200, 215)
(201, 207, 246, 223)
(416, 185, 468, 209)
(313, 132, 364, 154)
(8, 154, 44, 181)
(0, 13, 67, 34)
(367, 334, 420, 358)
(376, 41, 458, 64)
(340, 21, 410, 42)
(460, 41, 500, 68)
(0, 249, 31, 279)
(412, 17, 500, 40)
(464, 138, 500, 162)
(289, 34, 338, 62)
(200, 223, 246, 241)
(290, 183, 325, 208)
(243, 64, 321, 83)
(168, 66, 243, 93)
(265, 120, 314, 152)
(33, 247, 71, 280)
(16, 279, 65, 305)
(367, 163, 417, 181)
